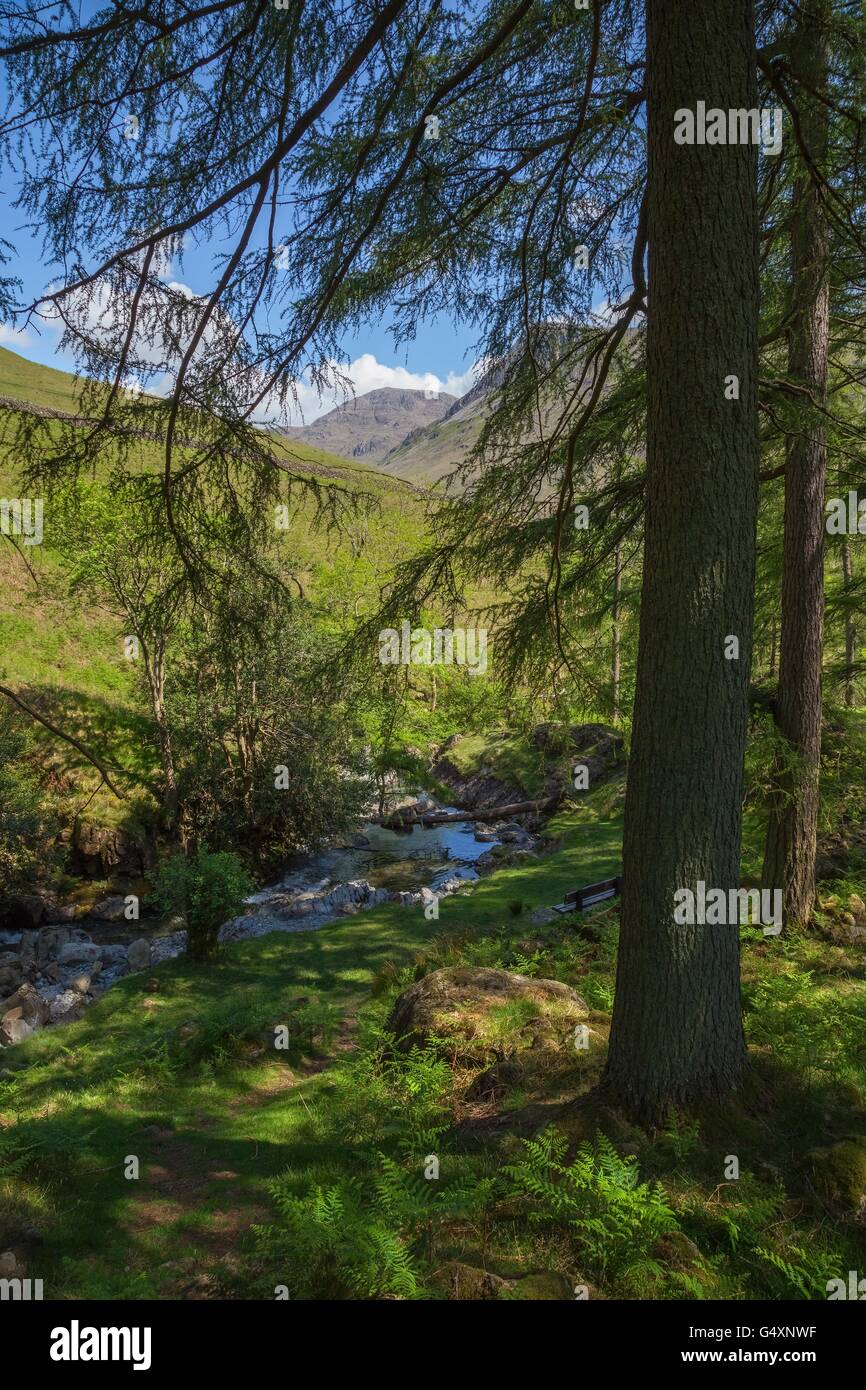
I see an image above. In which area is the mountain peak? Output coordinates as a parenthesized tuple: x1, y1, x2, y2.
(283, 385, 457, 463)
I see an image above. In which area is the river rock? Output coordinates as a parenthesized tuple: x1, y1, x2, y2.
(42, 899, 81, 924)
(98, 944, 129, 966)
(58, 941, 101, 966)
(19, 930, 38, 970)
(326, 880, 375, 909)
(499, 826, 533, 845)
(90, 895, 128, 922)
(0, 962, 23, 997)
(49, 990, 83, 1022)
(1, 982, 49, 1026)
(0, 1011, 35, 1046)
(126, 938, 151, 972)
(395, 890, 422, 907)
(37, 927, 71, 964)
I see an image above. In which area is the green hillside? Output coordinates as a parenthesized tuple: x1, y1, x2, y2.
(0, 347, 427, 831)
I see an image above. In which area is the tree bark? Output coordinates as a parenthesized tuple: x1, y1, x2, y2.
(761, 1, 829, 931)
(603, 0, 759, 1122)
(611, 539, 623, 723)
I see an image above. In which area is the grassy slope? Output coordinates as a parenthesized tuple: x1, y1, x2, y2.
(0, 347, 425, 826)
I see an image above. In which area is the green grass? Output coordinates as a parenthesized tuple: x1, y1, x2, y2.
(440, 731, 560, 800)
(4, 789, 864, 1301)
(0, 803, 622, 1299)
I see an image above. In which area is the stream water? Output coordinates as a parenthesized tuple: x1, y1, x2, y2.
(77, 803, 503, 945)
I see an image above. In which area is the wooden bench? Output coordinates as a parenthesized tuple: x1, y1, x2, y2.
(552, 874, 622, 915)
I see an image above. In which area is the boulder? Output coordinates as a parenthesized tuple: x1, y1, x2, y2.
(499, 827, 533, 845)
(806, 1138, 866, 1212)
(0, 1250, 27, 1279)
(98, 944, 129, 966)
(650, 1231, 704, 1271)
(49, 990, 83, 1022)
(386, 967, 588, 1059)
(90, 895, 128, 922)
(58, 941, 101, 966)
(2, 982, 49, 1026)
(849, 893, 866, 926)
(69, 973, 92, 994)
(437, 1261, 511, 1300)
(126, 938, 151, 972)
(19, 930, 37, 970)
(326, 880, 373, 910)
(69, 822, 154, 878)
(36, 927, 71, 964)
(0, 1010, 35, 1046)
(512, 1271, 575, 1300)
(0, 963, 23, 997)
(41, 899, 81, 924)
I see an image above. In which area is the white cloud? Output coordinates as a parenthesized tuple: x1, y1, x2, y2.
(0, 323, 33, 347)
(33, 272, 479, 422)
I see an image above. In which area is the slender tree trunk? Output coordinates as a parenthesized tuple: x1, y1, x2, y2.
(142, 638, 178, 827)
(762, 2, 829, 931)
(603, 0, 759, 1122)
(841, 539, 855, 708)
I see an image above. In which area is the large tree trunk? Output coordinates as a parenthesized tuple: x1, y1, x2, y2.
(611, 539, 623, 724)
(603, 0, 759, 1122)
(762, 2, 829, 932)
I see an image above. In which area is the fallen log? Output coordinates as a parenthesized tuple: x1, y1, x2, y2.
(379, 793, 562, 830)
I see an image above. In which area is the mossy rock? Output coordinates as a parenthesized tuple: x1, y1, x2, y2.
(650, 1231, 704, 1271)
(436, 1261, 511, 1300)
(386, 966, 588, 1063)
(806, 1138, 866, 1211)
(512, 1271, 576, 1300)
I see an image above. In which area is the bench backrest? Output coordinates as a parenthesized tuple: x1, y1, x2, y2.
(565, 874, 623, 910)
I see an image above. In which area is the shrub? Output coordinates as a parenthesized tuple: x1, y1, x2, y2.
(150, 847, 251, 962)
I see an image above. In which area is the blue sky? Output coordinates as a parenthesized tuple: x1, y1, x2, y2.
(0, 183, 482, 420)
